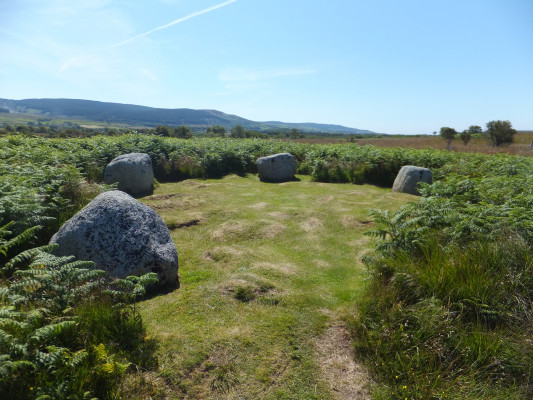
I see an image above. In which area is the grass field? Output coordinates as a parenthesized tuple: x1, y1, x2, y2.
(121, 174, 412, 399)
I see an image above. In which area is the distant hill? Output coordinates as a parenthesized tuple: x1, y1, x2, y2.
(0, 98, 374, 135)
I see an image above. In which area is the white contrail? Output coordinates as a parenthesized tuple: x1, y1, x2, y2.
(112, 0, 238, 48)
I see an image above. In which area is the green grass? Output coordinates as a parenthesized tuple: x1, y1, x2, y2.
(123, 174, 411, 399)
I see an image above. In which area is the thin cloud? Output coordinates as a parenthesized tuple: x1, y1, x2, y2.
(219, 67, 317, 82)
(112, 0, 238, 48)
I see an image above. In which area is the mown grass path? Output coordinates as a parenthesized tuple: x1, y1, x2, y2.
(128, 175, 412, 399)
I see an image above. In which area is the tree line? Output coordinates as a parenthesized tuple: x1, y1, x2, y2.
(439, 120, 517, 149)
(0, 123, 294, 139)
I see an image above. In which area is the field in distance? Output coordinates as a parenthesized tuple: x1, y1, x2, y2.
(290, 131, 533, 156)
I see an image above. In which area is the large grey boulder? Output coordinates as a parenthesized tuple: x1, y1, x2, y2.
(104, 153, 154, 196)
(392, 165, 432, 195)
(50, 191, 179, 288)
(257, 153, 297, 182)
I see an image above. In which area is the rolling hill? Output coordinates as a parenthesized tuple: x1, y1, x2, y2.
(0, 98, 374, 135)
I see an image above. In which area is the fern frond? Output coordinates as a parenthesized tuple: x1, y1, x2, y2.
(0, 328, 13, 344)
(62, 260, 97, 271)
(4, 244, 56, 271)
(9, 278, 43, 293)
(14, 268, 50, 278)
(70, 349, 88, 368)
(0, 360, 35, 378)
(136, 272, 158, 286)
(0, 222, 15, 240)
(30, 320, 76, 343)
(0, 225, 42, 253)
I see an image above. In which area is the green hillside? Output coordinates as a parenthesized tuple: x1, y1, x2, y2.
(0, 98, 374, 135)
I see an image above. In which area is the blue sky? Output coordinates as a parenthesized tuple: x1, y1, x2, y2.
(1, 0, 532, 134)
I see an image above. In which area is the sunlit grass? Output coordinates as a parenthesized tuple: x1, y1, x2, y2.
(124, 174, 410, 399)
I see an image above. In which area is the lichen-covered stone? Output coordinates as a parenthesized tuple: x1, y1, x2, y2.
(50, 191, 179, 288)
(392, 165, 432, 195)
(257, 153, 297, 182)
(104, 153, 154, 196)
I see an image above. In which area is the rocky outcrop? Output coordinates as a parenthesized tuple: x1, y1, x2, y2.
(257, 153, 297, 182)
(50, 191, 179, 288)
(392, 165, 432, 195)
(104, 153, 154, 196)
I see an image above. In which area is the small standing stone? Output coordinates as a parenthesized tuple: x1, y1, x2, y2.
(104, 153, 154, 196)
(392, 165, 432, 195)
(257, 153, 297, 182)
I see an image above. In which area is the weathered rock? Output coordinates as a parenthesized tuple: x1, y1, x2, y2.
(392, 165, 432, 195)
(257, 153, 297, 182)
(50, 191, 179, 288)
(104, 153, 154, 196)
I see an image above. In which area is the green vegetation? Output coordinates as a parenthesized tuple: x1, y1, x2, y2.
(485, 120, 518, 147)
(133, 174, 408, 398)
(356, 153, 532, 399)
(0, 224, 158, 400)
(439, 126, 458, 149)
(0, 98, 374, 135)
(0, 134, 461, 235)
(441, 121, 519, 149)
(459, 125, 481, 146)
(0, 133, 531, 398)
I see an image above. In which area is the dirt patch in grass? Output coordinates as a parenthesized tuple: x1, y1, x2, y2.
(249, 202, 268, 210)
(315, 321, 372, 400)
(300, 217, 323, 233)
(259, 222, 286, 239)
(318, 195, 335, 203)
(210, 221, 250, 241)
(314, 259, 331, 268)
(340, 216, 374, 228)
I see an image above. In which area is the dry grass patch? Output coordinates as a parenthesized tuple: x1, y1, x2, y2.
(314, 259, 331, 268)
(249, 202, 268, 209)
(318, 195, 335, 203)
(315, 321, 372, 400)
(210, 221, 250, 241)
(258, 222, 286, 239)
(120, 371, 175, 400)
(300, 217, 323, 232)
